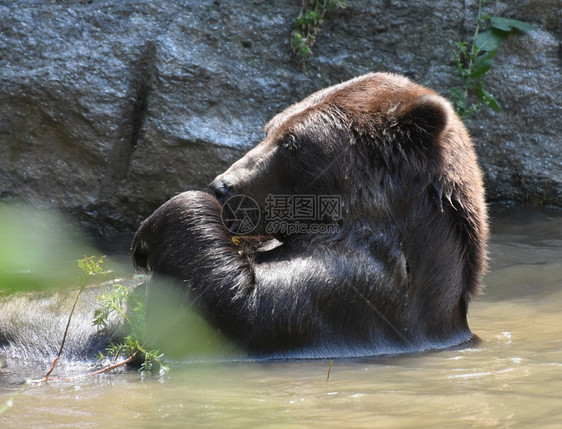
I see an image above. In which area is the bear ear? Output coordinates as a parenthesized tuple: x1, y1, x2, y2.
(399, 94, 449, 143)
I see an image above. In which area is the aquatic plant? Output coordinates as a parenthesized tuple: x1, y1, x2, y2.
(29, 256, 166, 383)
(31, 256, 111, 382)
(93, 280, 167, 376)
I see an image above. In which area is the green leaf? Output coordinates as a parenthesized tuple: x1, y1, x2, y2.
(302, 10, 320, 26)
(475, 28, 507, 52)
(475, 85, 502, 112)
(470, 49, 497, 79)
(449, 87, 464, 99)
(449, 87, 467, 116)
(470, 62, 492, 79)
(490, 17, 535, 33)
(455, 40, 469, 51)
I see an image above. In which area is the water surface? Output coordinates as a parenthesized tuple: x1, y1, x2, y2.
(1, 206, 561, 428)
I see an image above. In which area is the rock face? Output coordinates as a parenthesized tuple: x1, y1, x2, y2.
(0, 0, 560, 236)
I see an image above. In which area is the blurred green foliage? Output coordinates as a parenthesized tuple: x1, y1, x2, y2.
(0, 204, 96, 293)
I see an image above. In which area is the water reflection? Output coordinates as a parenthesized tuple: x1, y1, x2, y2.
(1, 206, 561, 428)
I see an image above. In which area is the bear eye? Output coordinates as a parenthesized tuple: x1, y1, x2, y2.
(282, 135, 298, 152)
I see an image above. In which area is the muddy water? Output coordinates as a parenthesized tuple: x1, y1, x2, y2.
(1, 207, 561, 428)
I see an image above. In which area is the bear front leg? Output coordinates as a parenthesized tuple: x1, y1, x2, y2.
(132, 191, 257, 345)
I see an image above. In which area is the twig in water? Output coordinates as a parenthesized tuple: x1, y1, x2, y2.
(38, 256, 108, 383)
(326, 360, 333, 382)
(30, 351, 139, 384)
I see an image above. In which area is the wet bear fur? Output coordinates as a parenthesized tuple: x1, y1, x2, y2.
(132, 72, 488, 359)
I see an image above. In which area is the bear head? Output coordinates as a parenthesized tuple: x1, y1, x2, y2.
(209, 72, 488, 297)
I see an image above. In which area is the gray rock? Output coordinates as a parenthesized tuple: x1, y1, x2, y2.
(467, 27, 561, 205)
(0, 0, 560, 236)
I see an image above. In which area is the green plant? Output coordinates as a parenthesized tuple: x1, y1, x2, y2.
(450, 0, 535, 117)
(28, 256, 165, 384)
(94, 283, 167, 375)
(38, 255, 111, 381)
(290, 0, 348, 63)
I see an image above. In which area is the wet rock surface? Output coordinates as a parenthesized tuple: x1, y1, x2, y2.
(1, 0, 560, 236)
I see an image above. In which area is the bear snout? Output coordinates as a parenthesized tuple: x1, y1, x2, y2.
(209, 178, 234, 202)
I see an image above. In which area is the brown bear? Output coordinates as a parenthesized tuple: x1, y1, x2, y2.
(132, 72, 488, 359)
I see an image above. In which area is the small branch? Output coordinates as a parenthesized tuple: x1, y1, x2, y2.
(44, 282, 88, 380)
(464, 0, 483, 103)
(326, 360, 333, 382)
(30, 351, 139, 385)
